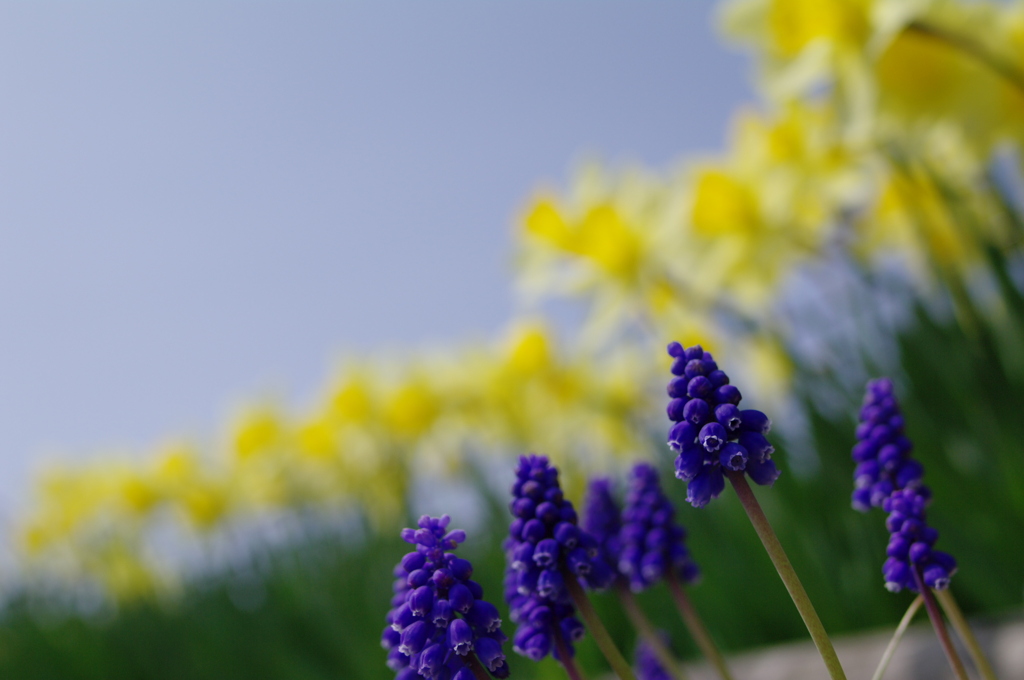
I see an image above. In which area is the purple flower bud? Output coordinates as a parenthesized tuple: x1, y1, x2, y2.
(535, 501, 559, 524)
(449, 582, 474, 613)
(666, 397, 687, 422)
(908, 541, 931, 564)
(391, 603, 416, 631)
(686, 465, 724, 508)
(409, 585, 434, 616)
(561, 617, 585, 643)
(714, 384, 741, 405)
(715, 403, 742, 430)
(684, 359, 707, 379)
(738, 409, 771, 434)
(682, 398, 710, 425)
(554, 522, 579, 548)
(667, 341, 684, 358)
(745, 455, 780, 486)
(511, 497, 535, 519)
(667, 377, 688, 399)
(466, 600, 502, 633)
(536, 568, 564, 598)
(446, 619, 473, 656)
(674, 446, 705, 481)
(699, 422, 727, 452)
(419, 643, 445, 676)
(687, 376, 713, 399)
(476, 636, 507, 672)
(382, 625, 401, 650)
(521, 519, 546, 543)
(719, 443, 748, 471)
(511, 541, 534, 570)
(408, 569, 430, 588)
(708, 369, 730, 387)
(737, 431, 774, 463)
(400, 552, 426, 573)
(399, 620, 430, 656)
(449, 557, 473, 581)
(668, 421, 699, 452)
(430, 599, 452, 627)
(532, 538, 560, 567)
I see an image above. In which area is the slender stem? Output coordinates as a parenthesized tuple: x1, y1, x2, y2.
(465, 652, 494, 680)
(552, 627, 589, 680)
(562, 569, 637, 680)
(912, 567, 970, 680)
(936, 588, 999, 680)
(664, 575, 734, 680)
(726, 471, 848, 680)
(616, 583, 689, 680)
(870, 595, 924, 680)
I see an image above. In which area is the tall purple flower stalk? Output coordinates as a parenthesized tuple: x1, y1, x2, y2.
(665, 342, 780, 507)
(618, 463, 700, 592)
(852, 378, 928, 512)
(383, 515, 510, 680)
(882, 488, 957, 593)
(504, 454, 613, 662)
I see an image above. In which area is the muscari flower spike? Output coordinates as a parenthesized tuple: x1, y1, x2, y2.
(618, 462, 700, 592)
(881, 488, 957, 593)
(383, 515, 510, 680)
(665, 342, 780, 508)
(634, 631, 675, 680)
(504, 454, 614, 662)
(852, 378, 929, 512)
(581, 477, 623, 579)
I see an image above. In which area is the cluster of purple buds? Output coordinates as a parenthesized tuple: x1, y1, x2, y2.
(618, 463, 700, 592)
(881, 488, 957, 593)
(665, 342, 780, 507)
(852, 378, 928, 512)
(581, 477, 623, 579)
(634, 632, 674, 680)
(383, 515, 510, 680)
(504, 454, 614, 662)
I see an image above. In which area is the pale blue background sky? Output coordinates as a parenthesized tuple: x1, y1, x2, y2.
(0, 2, 751, 518)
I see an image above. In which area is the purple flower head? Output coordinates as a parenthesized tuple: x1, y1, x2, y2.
(852, 378, 929, 512)
(635, 631, 675, 680)
(383, 515, 510, 679)
(618, 463, 700, 592)
(665, 342, 780, 507)
(505, 454, 613, 662)
(582, 477, 623, 578)
(881, 488, 957, 593)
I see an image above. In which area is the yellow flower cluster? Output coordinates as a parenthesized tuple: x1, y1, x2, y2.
(17, 324, 655, 596)
(15, 0, 1024, 601)
(517, 0, 1024, 387)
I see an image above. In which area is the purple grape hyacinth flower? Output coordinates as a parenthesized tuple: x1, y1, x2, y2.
(383, 515, 510, 680)
(505, 454, 613, 662)
(635, 632, 675, 680)
(881, 488, 957, 593)
(665, 342, 780, 507)
(582, 477, 623, 580)
(852, 378, 929, 512)
(618, 462, 700, 592)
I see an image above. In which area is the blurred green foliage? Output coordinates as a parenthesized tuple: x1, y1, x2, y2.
(1, 301, 1022, 679)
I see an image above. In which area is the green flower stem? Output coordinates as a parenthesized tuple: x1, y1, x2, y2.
(466, 652, 495, 680)
(912, 567, 970, 680)
(562, 569, 637, 680)
(936, 588, 998, 680)
(726, 471, 848, 680)
(870, 595, 923, 680)
(665, 573, 734, 680)
(552, 626, 589, 680)
(615, 583, 689, 680)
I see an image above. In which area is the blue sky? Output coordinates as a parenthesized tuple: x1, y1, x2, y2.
(0, 2, 751, 518)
